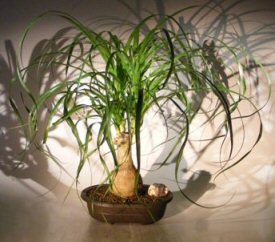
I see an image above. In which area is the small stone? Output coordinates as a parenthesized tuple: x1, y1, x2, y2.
(148, 183, 169, 197)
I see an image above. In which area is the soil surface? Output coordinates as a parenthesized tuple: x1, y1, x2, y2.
(85, 184, 170, 205)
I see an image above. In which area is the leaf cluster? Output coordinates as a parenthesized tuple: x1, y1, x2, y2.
(12, 10, 269, 184)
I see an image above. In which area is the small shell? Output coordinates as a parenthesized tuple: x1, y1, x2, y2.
(148, 183, 169, 197)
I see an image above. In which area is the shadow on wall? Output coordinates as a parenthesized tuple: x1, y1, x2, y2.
(164, 170, 215, 218)
(0, 0, 274, 215)
(0, 41, 54, 242)
(138, 0, 275, 209)
(0, 38, 75, 200)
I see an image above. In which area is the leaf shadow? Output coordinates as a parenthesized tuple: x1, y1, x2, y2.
(0, 37, 75, 200)
(165, 170, 216, 218)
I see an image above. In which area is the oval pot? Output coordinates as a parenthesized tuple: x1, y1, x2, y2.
(81, 184, 173, 224)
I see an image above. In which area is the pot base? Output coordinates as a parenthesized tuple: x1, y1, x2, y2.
(81, 184, 173, 224)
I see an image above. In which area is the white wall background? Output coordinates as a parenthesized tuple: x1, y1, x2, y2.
(0, 1, 274, 242)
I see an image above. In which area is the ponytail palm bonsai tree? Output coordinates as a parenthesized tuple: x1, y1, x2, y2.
(11, 10, 268, 221)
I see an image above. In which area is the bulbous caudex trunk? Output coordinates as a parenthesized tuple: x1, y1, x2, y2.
(111, 132, 141, 197)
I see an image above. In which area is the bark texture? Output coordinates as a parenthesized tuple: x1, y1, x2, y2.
(111, 132, 139, 197)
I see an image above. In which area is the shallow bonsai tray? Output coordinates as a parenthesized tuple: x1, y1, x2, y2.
(81, 184, 173, 224)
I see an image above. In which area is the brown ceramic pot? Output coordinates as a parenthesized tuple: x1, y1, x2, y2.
(81, 184, 173, 224)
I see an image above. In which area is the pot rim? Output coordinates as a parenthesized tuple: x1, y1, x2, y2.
(81, 184, 173, 206)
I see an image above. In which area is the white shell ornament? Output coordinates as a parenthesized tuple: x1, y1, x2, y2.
(148, 183, 169, 197)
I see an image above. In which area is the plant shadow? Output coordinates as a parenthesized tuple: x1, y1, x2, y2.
(133, 0, 275, 214)
(164, 170, 215, 218)
(0, 37, 75, 200)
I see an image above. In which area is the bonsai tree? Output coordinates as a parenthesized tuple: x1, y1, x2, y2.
(11, 10, 269, 200)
